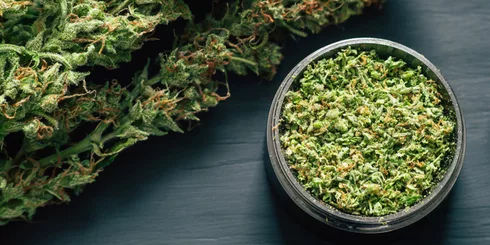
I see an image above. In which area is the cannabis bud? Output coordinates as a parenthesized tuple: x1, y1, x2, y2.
(280, 47, 455, 216)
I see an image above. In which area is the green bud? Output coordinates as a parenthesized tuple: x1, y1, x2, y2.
(40, 95, 59, 113)
(280, 47, 455, 216)
(22, 120, 40, 139)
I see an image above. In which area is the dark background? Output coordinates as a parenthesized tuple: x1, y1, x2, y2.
(2, 0, 490, 244)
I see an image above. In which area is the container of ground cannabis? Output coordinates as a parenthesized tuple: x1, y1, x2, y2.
(266, 38, 465, 234)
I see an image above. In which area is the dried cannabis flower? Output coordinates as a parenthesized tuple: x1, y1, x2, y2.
(0, 0, 383, 224)
(280, 47, 455, 216)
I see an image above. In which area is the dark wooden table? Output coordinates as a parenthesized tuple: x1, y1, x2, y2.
(2, 0, 490, 244)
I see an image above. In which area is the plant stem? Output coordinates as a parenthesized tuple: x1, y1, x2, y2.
(100, 121, 131, 143)
(37, 114, 136, 167)
(12, 143, 25, 167)
(39, 136, 92, 167)
(39, 123, 110, 167)
(145, 75, 161, 86)
(110, 0, 133, 14)
(230, 56, 257, 66)
(279, 20, 308, 37)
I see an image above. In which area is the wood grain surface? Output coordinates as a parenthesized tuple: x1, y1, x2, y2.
(1, 0, 489, 244)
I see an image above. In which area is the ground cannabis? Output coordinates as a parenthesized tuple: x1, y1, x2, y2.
(0, 0, 382, 224)
(280, 47, 455, 216)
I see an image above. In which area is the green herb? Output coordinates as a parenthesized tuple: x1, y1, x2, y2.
(0, 0, 383, 224)
(280, 47, 455, 216)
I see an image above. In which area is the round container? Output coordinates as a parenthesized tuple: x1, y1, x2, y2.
(266, 38, 466, 234)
